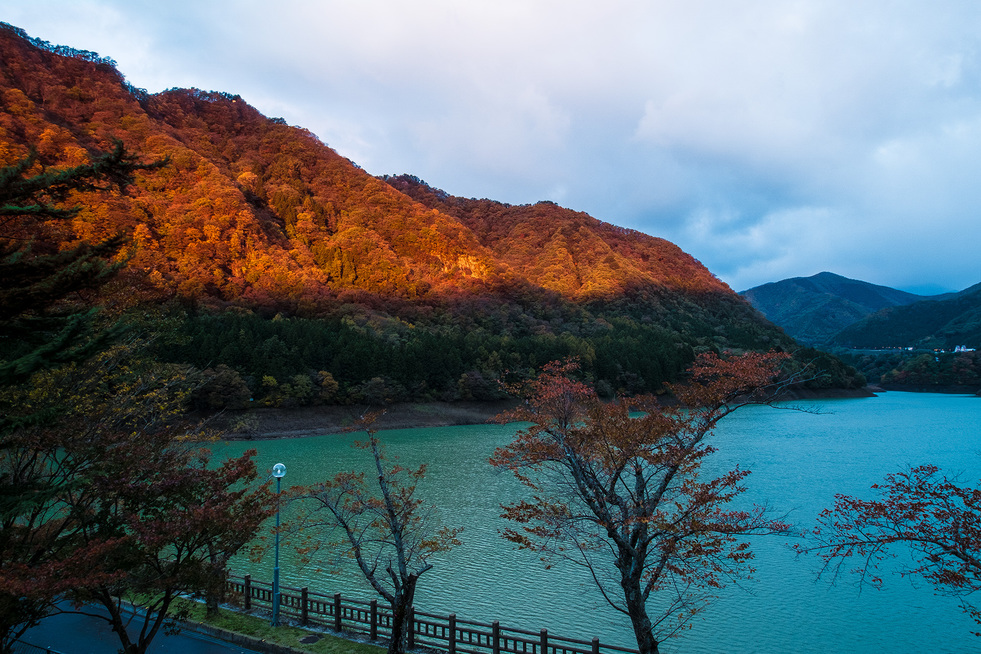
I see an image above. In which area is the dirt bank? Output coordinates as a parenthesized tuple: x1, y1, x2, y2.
(219, 399, 521, 440)
(217, 385, 883, 440)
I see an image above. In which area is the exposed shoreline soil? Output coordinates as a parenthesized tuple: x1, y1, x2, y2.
(217, 386, 892, 441)
(219, 399, 521, 440)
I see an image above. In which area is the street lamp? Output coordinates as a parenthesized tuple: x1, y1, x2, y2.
(271, 462, 286, 627)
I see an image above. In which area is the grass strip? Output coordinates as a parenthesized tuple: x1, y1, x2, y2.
(175, 598, 386, 654)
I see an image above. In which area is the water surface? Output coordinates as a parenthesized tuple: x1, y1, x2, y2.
(219, 392, 981, 653)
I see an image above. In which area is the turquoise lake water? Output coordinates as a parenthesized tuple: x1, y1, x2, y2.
(217, 392, 981, 653)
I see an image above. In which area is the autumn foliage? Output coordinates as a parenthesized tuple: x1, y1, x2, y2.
(490, 352, 792, 654)
(0, 342, 274, 653)
(0, 21, 813, 405)
(0, 22, 767, 317)
(385, 175, 731, 299)
(800, 465, 981, 634)
(288, 416, 462, 654)
(0, 122, 273, 652)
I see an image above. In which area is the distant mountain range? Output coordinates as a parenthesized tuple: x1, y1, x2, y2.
(740, 272, 980, 350)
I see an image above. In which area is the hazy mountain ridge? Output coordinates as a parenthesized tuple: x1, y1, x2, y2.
(740, 272, 940, 345)
(741, 271, 980, 352)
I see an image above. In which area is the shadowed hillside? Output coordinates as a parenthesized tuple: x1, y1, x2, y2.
(831, 282, 981, 350)
(740, 272, 937, 345)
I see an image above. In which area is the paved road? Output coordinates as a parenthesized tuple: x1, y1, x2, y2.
(21, 605, 265, 654)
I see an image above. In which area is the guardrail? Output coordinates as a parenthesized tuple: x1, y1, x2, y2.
(12, 641, 65, 654)
(226, 574, 638, 654)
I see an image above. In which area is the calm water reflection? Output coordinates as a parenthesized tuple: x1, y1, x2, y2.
(217, 392, 980, 654)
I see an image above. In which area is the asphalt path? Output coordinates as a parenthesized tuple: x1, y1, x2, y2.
(21, 605, 265, 654)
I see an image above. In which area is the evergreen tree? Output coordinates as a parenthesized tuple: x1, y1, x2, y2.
(0, 141, 164, 385)
(0, 142, 165, 649)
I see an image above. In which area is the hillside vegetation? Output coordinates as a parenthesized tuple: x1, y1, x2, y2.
(831, 283, 981, 351)
(740, 272, 935, 345)
(0, 23, 864, 405)
(743, 270, 981, 391)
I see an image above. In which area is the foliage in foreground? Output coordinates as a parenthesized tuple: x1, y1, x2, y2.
(0, 140, 272, 654)
(0, 141, 164, 386)
(800, 465, 981, 635)
(490, 352, 794, 654)
(287, 416, 462, 654)
(0, 343, 275, 653)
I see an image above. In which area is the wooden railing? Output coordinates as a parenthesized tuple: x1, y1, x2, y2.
(225, 574, 638, 654)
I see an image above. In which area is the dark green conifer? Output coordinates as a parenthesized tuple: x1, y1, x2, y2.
(0, 142, 164, 385)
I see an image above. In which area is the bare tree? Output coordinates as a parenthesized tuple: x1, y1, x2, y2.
(291, 415, 461, 654)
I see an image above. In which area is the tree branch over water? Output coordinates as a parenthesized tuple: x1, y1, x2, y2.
(490, 351, 795, 654)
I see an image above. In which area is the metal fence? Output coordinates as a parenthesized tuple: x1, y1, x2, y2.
(12, 641, 65, 654)
(226, 574, 638, 654)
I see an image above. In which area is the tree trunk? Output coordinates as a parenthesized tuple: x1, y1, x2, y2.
(97, 592, 137, 654)
(205, 594, 220, 618)
(626, 604, 659, 654)
(621, 571, 659, 654)
(205, 563, 228, 618)
(96, 587, 170, 654)
(387, 574, 419, 654)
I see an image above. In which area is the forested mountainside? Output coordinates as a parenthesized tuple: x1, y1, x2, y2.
(0, 23, 863, 405)
(383, 174, 730, 298)
(740, 269, 981, 390)
(740, 272, 935, 345)
(831, 282, 981, 351)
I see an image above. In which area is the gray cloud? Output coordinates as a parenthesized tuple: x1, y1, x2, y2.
(4, 0, 981, 292)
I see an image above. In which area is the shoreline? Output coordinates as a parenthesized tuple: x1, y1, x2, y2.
(218, 399, 521, 440)
(216, 386, 893, 441)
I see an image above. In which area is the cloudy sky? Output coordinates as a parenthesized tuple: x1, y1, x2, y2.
(4, 1, 981, 293)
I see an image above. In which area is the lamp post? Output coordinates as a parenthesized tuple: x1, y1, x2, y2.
(271, 462, 286, 627)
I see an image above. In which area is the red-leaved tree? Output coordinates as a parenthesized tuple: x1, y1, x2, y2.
(799, 464, 981, 634)
(0, 343, 273, 654)
(290, 416, 462, 654)
(490, 352, 793, 654)
(68, 437, 272, 654)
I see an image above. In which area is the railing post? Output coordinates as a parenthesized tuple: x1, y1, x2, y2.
(540, 629, 548, 654)
(591, 637, 599, 654)
(492, 621, 501, 654)
(370, 600, 378, 640)
(408, 607, 416, 649)
(448, 614, 457, 654)
(334, 593, 342, 632)
(243, 574, 251, 611)
(301, 587, 309, 626)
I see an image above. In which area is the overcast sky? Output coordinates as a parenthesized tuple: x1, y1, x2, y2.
(4, 1, 981, 293)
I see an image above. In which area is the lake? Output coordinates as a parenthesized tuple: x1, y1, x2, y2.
(218, 392, 981, 653)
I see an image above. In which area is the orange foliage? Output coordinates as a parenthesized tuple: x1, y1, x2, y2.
(491, 352, 792, 653)
(0, 23, 738, 318)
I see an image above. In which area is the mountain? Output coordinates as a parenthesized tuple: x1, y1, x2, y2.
(739, 272, 937, 345)
(1, 22, 511, 311)
(831, 282, 981, 350)
(1, 21, 738, 311)
(3, 23, 855, 403)
(383, 175, 731, 298)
